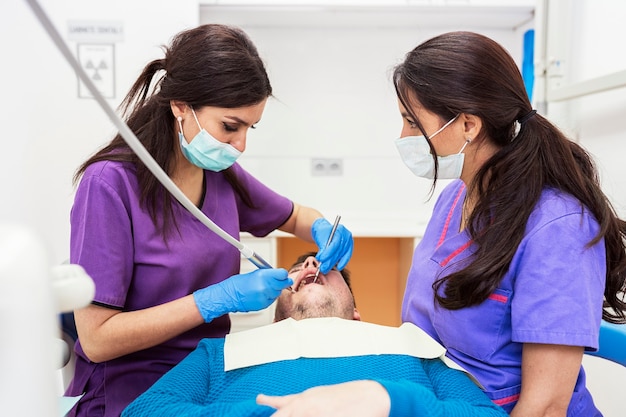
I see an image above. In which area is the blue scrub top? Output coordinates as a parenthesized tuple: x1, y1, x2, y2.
(402, 180, 605, 416)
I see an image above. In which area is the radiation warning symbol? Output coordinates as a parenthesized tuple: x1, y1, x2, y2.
(77, 43, 115, 99)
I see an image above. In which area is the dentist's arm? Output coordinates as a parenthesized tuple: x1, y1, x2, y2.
(510, 343, 582, 417)
(76, 268, 292, 363)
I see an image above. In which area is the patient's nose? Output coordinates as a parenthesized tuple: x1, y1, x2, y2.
(303, 256, 319, 269)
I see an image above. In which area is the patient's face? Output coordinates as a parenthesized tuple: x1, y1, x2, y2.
(274, 256, 359, 322)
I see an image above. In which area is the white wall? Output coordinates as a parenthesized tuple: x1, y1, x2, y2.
(1, 0, 199, 264)
(1, 0, 536, 256)
(1, 1, 533, 256)
(200, 3, 534, 237)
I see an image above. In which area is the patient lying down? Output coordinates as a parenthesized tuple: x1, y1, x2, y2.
(122, 253, 507, 417)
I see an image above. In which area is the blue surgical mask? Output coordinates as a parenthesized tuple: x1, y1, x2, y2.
(177, 109, 242, 172)
(395, 115, 469, 180)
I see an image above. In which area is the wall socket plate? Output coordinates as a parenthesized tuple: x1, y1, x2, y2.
(311, 158, 343, 176)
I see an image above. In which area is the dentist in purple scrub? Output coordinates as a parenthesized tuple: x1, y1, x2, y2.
(257, 32, 626, 417)
(64, 24, 353, 417)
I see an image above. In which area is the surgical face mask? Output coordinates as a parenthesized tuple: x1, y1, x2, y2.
(177, 109, 242, 172)
(394, 115, 470, 180)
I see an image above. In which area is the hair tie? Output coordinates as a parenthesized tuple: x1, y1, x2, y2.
(511, 109, 537, 141)
(518, 109, 537, 125)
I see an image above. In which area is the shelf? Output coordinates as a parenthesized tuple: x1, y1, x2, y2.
(547, 69, 626, 102)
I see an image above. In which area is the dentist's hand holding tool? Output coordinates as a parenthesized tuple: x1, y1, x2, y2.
(193, 268, 293, 323)
(311, 216, 353, 275)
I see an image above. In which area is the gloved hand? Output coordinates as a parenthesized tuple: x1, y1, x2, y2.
(311, 218, 354, 274)
(193, 268, 293, 323)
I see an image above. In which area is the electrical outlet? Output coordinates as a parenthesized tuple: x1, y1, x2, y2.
(311, 158, 343, 176)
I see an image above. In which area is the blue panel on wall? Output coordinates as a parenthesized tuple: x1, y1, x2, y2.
(522, 29, 535, 102)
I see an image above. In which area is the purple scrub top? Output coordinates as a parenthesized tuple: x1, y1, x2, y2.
(65, 160, 293, 417)
(403, 180, 605, 416)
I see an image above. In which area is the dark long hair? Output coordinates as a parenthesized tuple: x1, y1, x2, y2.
(394, 31, 626, 323)
(73, 24, 272, 236)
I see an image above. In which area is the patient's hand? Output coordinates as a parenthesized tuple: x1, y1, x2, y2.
(256, 380, 390, 417)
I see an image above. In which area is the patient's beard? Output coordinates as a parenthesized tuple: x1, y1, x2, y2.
(288, 294, 354, 321)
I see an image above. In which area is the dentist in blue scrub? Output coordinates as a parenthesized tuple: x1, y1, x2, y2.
(258, 31, 626, 417)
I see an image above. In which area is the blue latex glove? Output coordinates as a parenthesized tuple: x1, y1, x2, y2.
(193, 268, 293, 323)
(311, 217, 354, 274)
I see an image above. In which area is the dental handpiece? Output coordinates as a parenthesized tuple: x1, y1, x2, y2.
(313, 215, 341, 284)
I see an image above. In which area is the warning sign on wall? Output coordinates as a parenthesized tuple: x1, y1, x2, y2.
(77, 43, 115, 99)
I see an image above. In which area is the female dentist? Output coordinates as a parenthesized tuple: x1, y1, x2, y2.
(258, 31, 626, 417)
(65, 24, 353, 417)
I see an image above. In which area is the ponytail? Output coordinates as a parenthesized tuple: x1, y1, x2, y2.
(119, 58, 167, 117)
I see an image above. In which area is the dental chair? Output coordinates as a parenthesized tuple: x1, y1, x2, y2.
(587, 320, 626, 366)
(51, 264, 95, 417)
(52, 264, 94, 393)
(0, 225, 93, 417)
(583, 320, 626, 417)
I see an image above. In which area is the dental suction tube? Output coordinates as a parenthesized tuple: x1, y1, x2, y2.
(25, 0, 272, 270)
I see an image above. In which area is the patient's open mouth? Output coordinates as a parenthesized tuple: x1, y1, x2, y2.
(296, 273, 323, 291)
